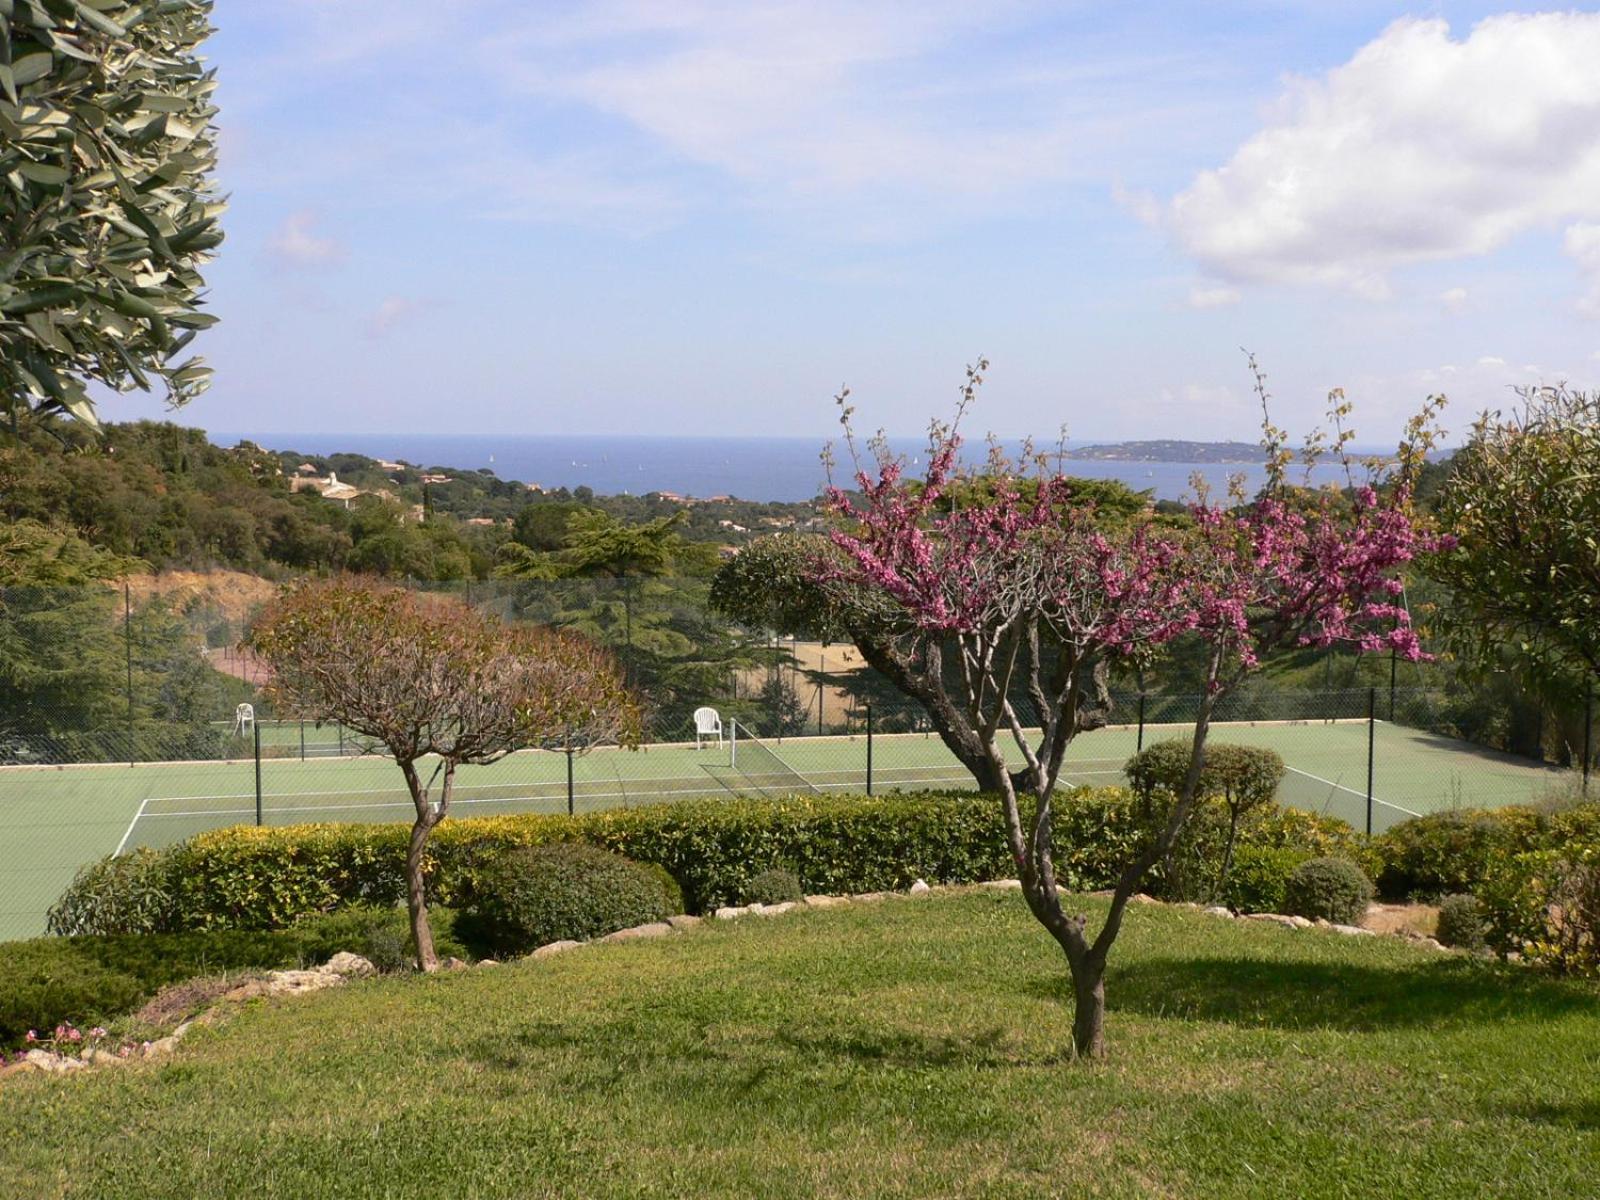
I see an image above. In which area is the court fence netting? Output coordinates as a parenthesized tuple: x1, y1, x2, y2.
(3, 684, 1593, 941)
(2, 576, 1597, 939)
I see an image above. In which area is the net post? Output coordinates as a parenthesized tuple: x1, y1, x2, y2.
(865, 704, 873, 796)
(1137, 693, 1146, 754)
(565, 726, 575, 817)
(299, 720, 305, 762)
(1366, 686, 1376, 836)
(254, 720, 263, 827)
(730, 719, 738, 770)
(1388, 649, 1397, 722)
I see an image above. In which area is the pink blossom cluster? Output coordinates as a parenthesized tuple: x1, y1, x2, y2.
(824, 421, 1439, 681)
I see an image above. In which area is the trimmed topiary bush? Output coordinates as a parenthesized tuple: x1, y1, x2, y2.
(1434, 893, 1486, 951)
(1283, 857, 1374, 924)
(456, 843, 671, 957)
(1124, 740, 1286, 902)
(742, 867, 803, 906)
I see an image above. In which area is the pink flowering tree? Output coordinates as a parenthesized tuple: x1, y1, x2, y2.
(825, 360, 1441, 1058)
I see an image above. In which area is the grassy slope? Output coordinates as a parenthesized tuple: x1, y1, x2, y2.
(1, 893, 1596, 1199)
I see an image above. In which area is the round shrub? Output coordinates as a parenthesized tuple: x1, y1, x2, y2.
(457, 843, 671, 956)
(1283, 857, 1374, 924)
(637, 861, 686, 917)
(742, 867, 803, 906)
(1434, 893, 1486, 951)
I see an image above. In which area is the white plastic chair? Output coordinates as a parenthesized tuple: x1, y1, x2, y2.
(693, 706, 723, 750)
(232, 702, 255, 737)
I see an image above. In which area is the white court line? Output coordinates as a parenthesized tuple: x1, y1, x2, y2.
(114, 796, 151, 856)
(1284, 766, 1423, 818)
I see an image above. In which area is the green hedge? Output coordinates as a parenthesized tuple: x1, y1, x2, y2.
(1370, 804, 1600, 900)
(52, 790, 1364, 936)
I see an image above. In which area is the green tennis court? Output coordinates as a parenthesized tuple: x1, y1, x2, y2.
(0, 717, 1570, 941)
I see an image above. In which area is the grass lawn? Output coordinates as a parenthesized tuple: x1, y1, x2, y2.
(1, 892, 1597, 1199)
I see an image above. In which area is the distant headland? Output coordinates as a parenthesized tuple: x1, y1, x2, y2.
(1062, 440, 1263, 463)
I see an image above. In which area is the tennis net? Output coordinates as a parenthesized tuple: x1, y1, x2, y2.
(702, 720, 819, 798)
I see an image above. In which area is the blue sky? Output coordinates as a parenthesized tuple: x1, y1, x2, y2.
(99, 2, 1600, 446)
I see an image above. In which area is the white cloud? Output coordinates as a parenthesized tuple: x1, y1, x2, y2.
(1439, 286, 1469, 313)
(366, 296, 423, 338)
(1188, 284, 1241, 310)
(266, 210, 344, 267)
(1564, 222, 1600, 316)
(1163, 14, 1600, 308)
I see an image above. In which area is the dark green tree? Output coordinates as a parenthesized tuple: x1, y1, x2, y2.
(1, 1, 224, 426)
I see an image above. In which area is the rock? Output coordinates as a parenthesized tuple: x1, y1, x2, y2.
(909, 879, 931, 895)
(804, 894, 845, 907)
(79, 1047, 124, 1067)
(713, 906, 747, 920)
(477, 959, 501, 967)
(224, 968, 346, 1002)
(852, 892, 889, 903)
(1329, 923, 1376, 937)
(530, 940, 582, 959)
(141, 1035, 180, 1060)
(1203, 906, 1234, 919)
(665, 914, 702, 930)
(441, 957, 470, 971)
(1243, 913, 1301, 930)
(978, 879, 1022, 891)
(323, 951, 377, 978)
(0, 1058, 43, 1077)
(602, 922, 673, 942)
(1287, 915, 1313, 929)
(1417, 937, 1449, 952)
(753, 902, 795, 916)
(1131, 893, 1160, 905)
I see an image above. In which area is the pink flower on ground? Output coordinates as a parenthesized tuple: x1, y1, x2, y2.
(24, 1030, 37, 1043)
(89, 1027, 107, 1040)
(65, 1028, 83, 1043)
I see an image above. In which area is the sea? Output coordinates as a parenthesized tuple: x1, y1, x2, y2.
(210, 433, 1369, 504)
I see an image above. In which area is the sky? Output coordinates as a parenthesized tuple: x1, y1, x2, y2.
(97, 1, 1600, 446)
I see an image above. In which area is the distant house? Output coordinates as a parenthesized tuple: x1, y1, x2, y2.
(525, 482, 545, 493)
(376, 460, 405, 472)
(318, 472, 363, 508)
(420, 473, 453, 485)
(295, 462, 319, 476)
(717, 519, 748, 532)
(465, 517, 498, 527)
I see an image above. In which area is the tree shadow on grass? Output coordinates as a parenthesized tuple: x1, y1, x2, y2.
(1064, 956, 1599, 1033)
(776, 1026, 1072, 1070)
(1500, 1100, 1600, 1131)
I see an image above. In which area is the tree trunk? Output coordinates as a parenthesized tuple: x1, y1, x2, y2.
(406, 815, 439, 972)
(1070, 957, 1107, 1059)
(400, 759, 443, 972)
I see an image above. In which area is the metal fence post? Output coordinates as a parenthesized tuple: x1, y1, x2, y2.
(1585, 686, 1594, 798)
(254, 720, 263, 827)
(1388, 649, 1397, 722)
(566, 727, 575, 817)
(865, 703, 873, 796)
(1136, 693, 1146, 754)
(1366, 686, 1376, 836)
(299, 719, 306, 762)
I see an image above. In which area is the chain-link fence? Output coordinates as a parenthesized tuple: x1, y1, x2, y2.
(2, 578, 1595, 940)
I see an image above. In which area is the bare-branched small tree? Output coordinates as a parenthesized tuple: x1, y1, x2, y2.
(250, 580, 638, 970)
